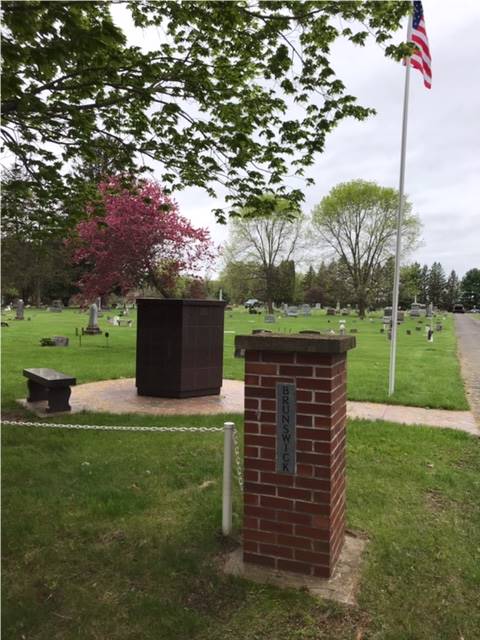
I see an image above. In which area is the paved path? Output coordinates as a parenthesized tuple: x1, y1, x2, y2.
(455, 314, 480, 426)
(18, 377, 478, 436)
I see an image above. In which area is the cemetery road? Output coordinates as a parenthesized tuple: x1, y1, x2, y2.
(455, 314, 480, 426)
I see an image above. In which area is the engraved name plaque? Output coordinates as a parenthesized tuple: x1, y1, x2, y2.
(276, 382, 296, 474)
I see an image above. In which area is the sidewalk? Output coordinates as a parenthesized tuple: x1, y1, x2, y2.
(18, 377, 478, 436)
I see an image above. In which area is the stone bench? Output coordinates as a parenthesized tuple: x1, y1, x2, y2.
(23, 368, 76, 413)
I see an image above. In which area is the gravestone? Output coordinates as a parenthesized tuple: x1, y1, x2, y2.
(326, 308, 336, 316)
(436, 323, 443, 331)
(85, 303, 102, 335)
(427, 328, 434, 342)
(15, 299, 25, 320)
(264, 314, 276, 324)
(52, 336, 69, 347)
(301, 304, 311, 317)
(406, 329, 411, 335)
(315, 303, 321, 309)
(426, 303, 433, 318)
(415, 326, 422, 331)
(339, 320, 346, 336)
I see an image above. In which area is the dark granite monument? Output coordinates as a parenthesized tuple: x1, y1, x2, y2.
(136, 298, 226, 398)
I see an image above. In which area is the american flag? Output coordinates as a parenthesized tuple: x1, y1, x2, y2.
(409, 1, 432, 89)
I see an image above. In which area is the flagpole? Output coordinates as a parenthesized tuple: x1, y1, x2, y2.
(388, 9, 413, 396)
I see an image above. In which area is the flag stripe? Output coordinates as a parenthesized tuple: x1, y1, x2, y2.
(409, 1, 432, 89)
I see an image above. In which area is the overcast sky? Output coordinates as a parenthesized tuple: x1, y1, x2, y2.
(114, 1, 479, 278)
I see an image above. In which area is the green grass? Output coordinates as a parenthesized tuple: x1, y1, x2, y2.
(1, 307, 468, 410)
(2, 415, 479, 639)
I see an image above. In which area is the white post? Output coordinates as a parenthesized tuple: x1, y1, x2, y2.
(389, 9, 413, 397)
(222, 421, 234, 535)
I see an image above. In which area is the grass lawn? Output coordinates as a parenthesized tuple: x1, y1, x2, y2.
(2, 415, 479, 639)
(1, 307, 468, 410)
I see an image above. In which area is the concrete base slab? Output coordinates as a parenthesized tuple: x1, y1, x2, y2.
(222, 534, 367, 606)
(17, 399, 86, 417)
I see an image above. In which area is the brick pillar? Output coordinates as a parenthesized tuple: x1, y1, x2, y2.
(235, 333, 355, 578)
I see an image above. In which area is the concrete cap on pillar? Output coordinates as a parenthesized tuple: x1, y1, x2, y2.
(235, 332, 356, 354)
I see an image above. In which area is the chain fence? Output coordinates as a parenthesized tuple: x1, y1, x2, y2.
(2, 419, 244, 492)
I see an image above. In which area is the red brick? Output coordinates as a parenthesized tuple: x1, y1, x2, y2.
(297, 439, 313, 452)
(277, 534, 313, 550)
(297, 464, 314, 477)
(245, 386, 276, 399)
(259, 544, 293, 559)
(259, 447, 275, 460)
(261, 376, 294, 388)
(245, 410, 260, 422)
(244, 482, 276, 496)
(311, 514, 331, 529)
(245, 374, 260, 386)
(294, 549, 330, 565)
(279, 365, 314, 376)
(245, 458, 275, 472)
(245, 434, 275, 448)
(296, 390, 313, 402)
(245, 363, 278, 375)
(244, 505, 276, 520)
(243, 553, 275, 568)
(295, 476, 331, 491)
(297, 452, 330, 466)
(243, 540, 258, 553)
(244, 422, 259, 434)
(277, 486, 312, 501)
(259, 411, 276, 423)
(245, 398, 259, 410)
(260, 519, 293, 535)
(261, 399, 276, 411)
(296, 427, 329, 441)
(295, 525, 331, 541)
(314, 366, 335, 378)
(261, 472, 294, 486)
(276, 510, 312, 526)
(313, 565, 332, 578)
(260, 495, 294, 510)
(244, 469, 259, 482)
(260, 424, 276, 436)
(296, 353, 333, 365)
(243, 529, 274, 543)
(295, 501, 330, 516)
(296, 377, 334, 391)
(245, 350, 261, 362)
(296, 414, 313, 427)
(314, 391, 332, 404)
(297, 402, 331, 416)
(244, 516, 258, 530)
(244, 493, 258, 505)
(313, 539, 331, 553)
(261, 351, 295, 364)
(245, 446, 258, 458)
(277, 559, 312, 575)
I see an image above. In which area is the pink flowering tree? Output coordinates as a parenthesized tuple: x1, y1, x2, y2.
(72, 176, 214, 300)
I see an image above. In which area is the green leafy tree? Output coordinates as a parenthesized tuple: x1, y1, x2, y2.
(461, 268, 480, 308)
(225, 196, 306, 313)
(219, 261, 260, 305)
(428, 262, 447, 307)
(273, 260, 296, 306)
(312, 180, 421, 317)
(399, 261, 422, 307)
(443, 270, 460, 310)
(419, 264, 430, 303)
(2, 1, 411, 221)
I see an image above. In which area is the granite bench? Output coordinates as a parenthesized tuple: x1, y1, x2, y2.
(23, 368, 76, 413)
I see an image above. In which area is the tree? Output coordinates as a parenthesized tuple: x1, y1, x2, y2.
(419, 264, 430, 303)
(225, 197, 306, 312)
(72, 176, 214, 300)
(443, 270, 460, 310)
(461, 268, 480, 308)
(273, 260, 296, 306)
(399, 261, 422, 307)
(311, 180, 421, 317)
(219, 261, 260, 305)
(428, 262, 447, 307)
(2, 1, 412, 221)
